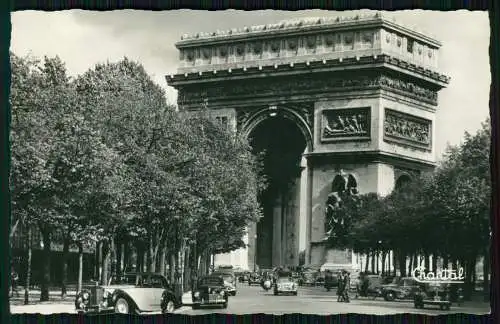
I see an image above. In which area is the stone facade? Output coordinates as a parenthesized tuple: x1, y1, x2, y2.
(167, 13, 449, 270)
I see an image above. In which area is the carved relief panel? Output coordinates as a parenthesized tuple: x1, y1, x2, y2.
(320, 107, 371, 142)
(383, 108, 432, 151)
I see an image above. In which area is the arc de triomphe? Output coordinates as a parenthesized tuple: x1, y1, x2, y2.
(166, 13, 449, 271)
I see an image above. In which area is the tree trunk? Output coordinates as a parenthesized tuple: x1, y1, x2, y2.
(375, 252, 379, 274)
(24, 225, 32, 305)
(381, 252, 386, 275)
(110, 237, 117, 280)
(443, 255, 449, 269)
(135, 244, 142, 273)
(386, 251, 392, 274)
(364, 253, 369, 273)
(393, 251, 398, 276)
(101, 240, 111, 286)
(424, 252, 430, 274)
(77, 243, 83, 293)
(463, 254, 476, 301)
(408, 254, 413, 276)
(169, 253, 176, 284)
(483, 249, 490, 302)
(120, 243, 125, 277)
(371, 251, 375, 274)
(148, 234, 157, 273)
(398, 251, 406, 277)
(205, 250, 212, 275)
(98, 241, 103, 281)
(183, 248, 191, 292)
(159, 246, 166, 277)
(432, 254, 438, 273)
(116, 242, 122, 277)
(143, 250, 148, 272)
(40, 229, 51, 302)
(61, 236, 70, 299)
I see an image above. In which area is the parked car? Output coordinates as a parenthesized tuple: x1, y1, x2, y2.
(212, 271, 237, 296)
(324, 271, 341, 291)
(237, 272, 250, 283)
(413, 283, 452, 310)
(192, 275, 228, 309)
(273, 277, 298, 296)
(74, 272, 180, 314)
(381, 276, 422, 301)
(300, 270, 317, 286)
(354, 274, 384, 299)
(248, 272, 261, 286)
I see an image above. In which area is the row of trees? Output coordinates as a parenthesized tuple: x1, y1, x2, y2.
(325, 120, 491, 301)
(9, 53, 265, 303)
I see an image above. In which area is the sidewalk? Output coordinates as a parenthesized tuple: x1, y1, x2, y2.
(9, 288, 77, 306)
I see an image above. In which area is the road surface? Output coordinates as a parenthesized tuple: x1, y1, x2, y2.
(176, 284, 490, 315)
(10, 284, 490, 315)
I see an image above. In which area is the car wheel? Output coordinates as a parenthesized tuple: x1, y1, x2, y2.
(232, 291, 236, 296)
(222, 302, 228, 309)
(293, 291, 298, 296)
(114, 298, 130, 314)
(384, 292, 395, 302)
(273, 290, 278, 296)
(162, 299, 176, 314)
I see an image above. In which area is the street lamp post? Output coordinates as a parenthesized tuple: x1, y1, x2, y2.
(254, 234, 258, 272)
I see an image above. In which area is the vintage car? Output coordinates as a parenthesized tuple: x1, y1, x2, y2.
(191, 275, 228, 309)
(381, 276, 422, 301)
(237, 272, 250, 283)
(300, 270, 317, 286)
(74, 272, 180, 314)
(354, 274, 384, 299)
(211, 271, 237, 296)
(248, 272, 261, 286)
(413, 283, 452, 310)
(273, 276, 298, 296)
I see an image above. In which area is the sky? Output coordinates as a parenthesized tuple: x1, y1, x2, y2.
(10, 9, 490, 160)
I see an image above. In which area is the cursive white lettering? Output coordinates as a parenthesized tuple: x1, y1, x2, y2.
(411, 264, 464, 284)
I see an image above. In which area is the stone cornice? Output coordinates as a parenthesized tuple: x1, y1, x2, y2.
(176, 13, 441, 49)
(174, 71, 440, 107)
(167, 54, 449, 89)
(304, 150, 436, 170)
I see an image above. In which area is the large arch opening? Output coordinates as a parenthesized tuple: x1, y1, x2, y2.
(248, 115, 307, 269)
(395, 174, 412, 191)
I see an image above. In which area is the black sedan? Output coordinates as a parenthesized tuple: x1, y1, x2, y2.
(191, 275, 228, 309)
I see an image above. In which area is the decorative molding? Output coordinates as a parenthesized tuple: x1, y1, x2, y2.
(236, 108, 254, 131)
(383, 108, 432, 151)
(235, 104, 314, 134)
(321, 107, 371, 142)
(294, 105, 314, 130)
(177, 13, 440, 49)
(178, 74, 438, 107)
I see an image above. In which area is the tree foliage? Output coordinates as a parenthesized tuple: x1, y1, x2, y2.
(10, 54, 265, 295)
(324, 120, 491, 297)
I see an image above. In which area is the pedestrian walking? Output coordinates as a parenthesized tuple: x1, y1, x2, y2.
(342, 271, 351, 303)
(10, 267, 19, 298)
(337, 271, 345, 302)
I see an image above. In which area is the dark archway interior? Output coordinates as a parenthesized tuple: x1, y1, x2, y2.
(395, 175, 412, 191)
(249, 116, 306, 268)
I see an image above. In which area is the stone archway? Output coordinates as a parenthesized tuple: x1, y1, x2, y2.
(241, 105, 314, 153)
(246, 111, 310, 269)
(395, 174, 413, 191)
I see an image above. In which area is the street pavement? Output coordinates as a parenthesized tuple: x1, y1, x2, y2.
(10, 284, 490, 315)
(176, 284, 491, 316)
